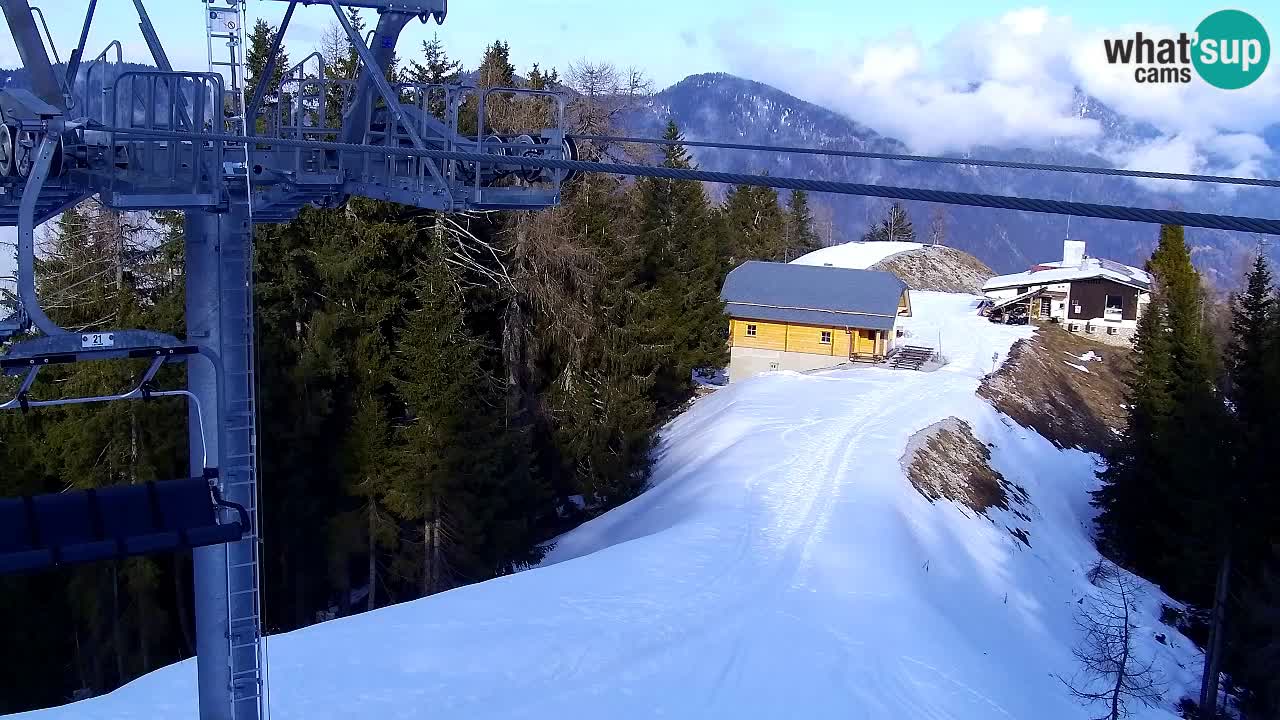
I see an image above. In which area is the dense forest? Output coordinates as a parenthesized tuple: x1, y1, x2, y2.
(0, 17, 820, 713)
(1094, 226, 1280, 718)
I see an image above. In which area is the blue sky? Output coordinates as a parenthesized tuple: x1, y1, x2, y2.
(0, 1, 1245, 89)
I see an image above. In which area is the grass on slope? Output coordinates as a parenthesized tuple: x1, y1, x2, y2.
(978, 322, 1133, 454)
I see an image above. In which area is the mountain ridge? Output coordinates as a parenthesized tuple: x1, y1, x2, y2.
(630, 73, 1277, 279)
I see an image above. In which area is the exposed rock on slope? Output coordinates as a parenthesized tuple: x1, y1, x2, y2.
(869, 245, 994, 294)
(979, 323, 1133, 454)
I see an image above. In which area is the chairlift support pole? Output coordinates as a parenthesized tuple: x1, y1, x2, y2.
(187, 207, 260, 720)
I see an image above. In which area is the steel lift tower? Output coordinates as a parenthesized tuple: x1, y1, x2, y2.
(0, 2, 573, 718)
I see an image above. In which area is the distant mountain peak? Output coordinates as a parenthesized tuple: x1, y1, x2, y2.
(627, 73, 1275, 279)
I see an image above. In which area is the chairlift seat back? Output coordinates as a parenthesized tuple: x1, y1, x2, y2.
(0, 477, 247, 575)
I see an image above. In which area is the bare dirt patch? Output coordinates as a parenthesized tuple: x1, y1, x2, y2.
(903, 417, 1011, 514)
(870, 245, 994, 294)
(978, 322, 1133, 455)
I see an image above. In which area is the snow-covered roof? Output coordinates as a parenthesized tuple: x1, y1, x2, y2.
(989, 287, 1049, 310)
(790, 241, 923, 270)
(983, 257, 1151, 293)
(721, 261, 906, 330)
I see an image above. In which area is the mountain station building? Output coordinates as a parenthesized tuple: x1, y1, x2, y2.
(982, 240, 1152, 346)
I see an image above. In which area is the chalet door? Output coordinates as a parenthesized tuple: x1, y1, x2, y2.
(854, 329, 876, 355)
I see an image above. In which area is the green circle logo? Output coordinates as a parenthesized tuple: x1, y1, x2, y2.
(1193, 9, 1270, 89)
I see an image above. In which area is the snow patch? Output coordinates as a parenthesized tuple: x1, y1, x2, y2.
(790, 240, 924, 270)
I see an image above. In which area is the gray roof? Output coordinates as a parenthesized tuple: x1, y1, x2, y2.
(720, 261, 907, 331)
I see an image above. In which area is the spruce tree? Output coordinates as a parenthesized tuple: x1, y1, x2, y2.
(1228, 254, 1276, 557)
(406, 34, 462, 118)
(721, 182, 786, 263)
(1094, 225, 1224, 602)
(245, 19, 289, 103)
(864, 202, 915, 242)
(0, 201, 189, 704)
(390, 232, 548, 592)
(1094, 289, 1174, 562)
(1236, 545, 1280, 717)
(476, 40, 516, 87)
(1220, 252, 1280, 717)
(784, 189, 820, 260)
(632, 120, 728, 408)
(406, 34, 462, 86)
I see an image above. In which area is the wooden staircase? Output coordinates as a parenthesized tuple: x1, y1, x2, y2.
(888, 345, 935, 371)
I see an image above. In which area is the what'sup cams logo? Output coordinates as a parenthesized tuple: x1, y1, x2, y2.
(1103, 9, 1270, 89)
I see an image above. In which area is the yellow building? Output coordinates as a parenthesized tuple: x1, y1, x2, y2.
(720, 261, 912, 381)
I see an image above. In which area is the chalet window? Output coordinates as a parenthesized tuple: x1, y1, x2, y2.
(1105, 294, 1123, 319)
(819, 330, 832, 345)
(745, 323, 757, 337)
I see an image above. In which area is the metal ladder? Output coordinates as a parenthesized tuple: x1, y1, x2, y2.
(204, 3, 265, 719)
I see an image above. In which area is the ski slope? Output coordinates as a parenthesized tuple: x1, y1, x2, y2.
(13, 293, 1201, 720)
(791, 240, 924, 269)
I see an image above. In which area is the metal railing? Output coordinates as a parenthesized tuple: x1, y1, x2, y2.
(108, 71, 224, 206)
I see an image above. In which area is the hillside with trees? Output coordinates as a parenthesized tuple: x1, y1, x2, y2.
(1093, 227, 1280, 718)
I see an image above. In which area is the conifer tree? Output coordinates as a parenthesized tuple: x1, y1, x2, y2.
(390, 232, 548, 592)
(553, 184, 660, 506)
(864, 202, 915, 242)
(1094, 225, 1223, 601)
(405, 34, 462, 118)
(722, 182, 785, 263)
(477, 40, 516, 87)
(1217, 253, 1280, 717)
(632, 120, 727, 408)
(0, 201, 188, 703)
(784, 189, 820, 260)
(1228, 253, 1275, 479)
(1228, 253, 1277, 553)
(1094, 289, 1174, 562)
(322, 9, 365, 80)
(407, 34, 462, 86)
(246, 19, 289, 104)
(1237, 545, 1280, 717)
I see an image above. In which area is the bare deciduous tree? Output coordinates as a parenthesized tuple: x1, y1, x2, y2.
(812, 201, 839, 247)
(928, 206, 948, 246)
(1060, 560, 1166, 720)
(564, 60, 651, 161)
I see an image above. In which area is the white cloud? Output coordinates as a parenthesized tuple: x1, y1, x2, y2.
(1114, 134, 1205, 193)
(715, 7, 1277, 178)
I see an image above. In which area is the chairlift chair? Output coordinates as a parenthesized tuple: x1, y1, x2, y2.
(0, 335, 249, 576)
(0, 474, 250, 575)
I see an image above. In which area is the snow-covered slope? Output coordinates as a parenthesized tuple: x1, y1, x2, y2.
(791, 240, 923, 269)
(13, 294, 1200, 720)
